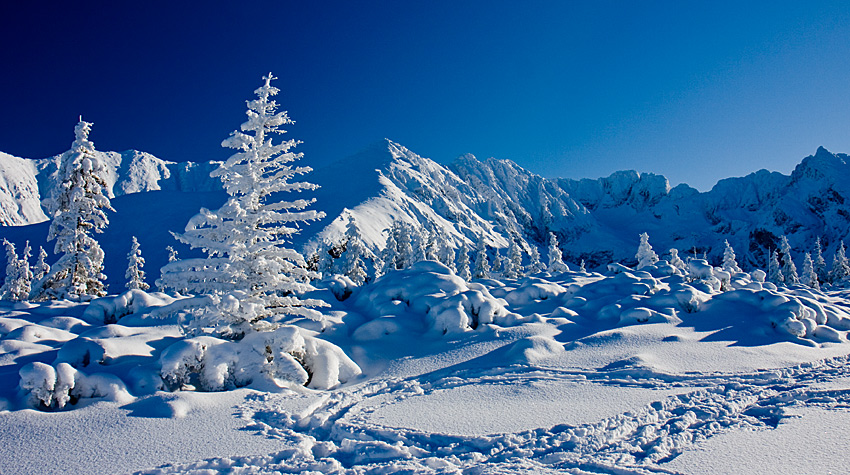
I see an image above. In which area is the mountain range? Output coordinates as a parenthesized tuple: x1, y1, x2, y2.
(2, 140, 849, 289)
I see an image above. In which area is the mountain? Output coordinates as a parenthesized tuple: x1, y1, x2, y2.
(0, 149, 220, 226)
(3, 140, 850, 290)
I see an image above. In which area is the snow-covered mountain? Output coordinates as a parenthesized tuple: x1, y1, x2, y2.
(304, 140, 850, 272)
(0, 149, 220, 226)
(3, 140, 850, 287)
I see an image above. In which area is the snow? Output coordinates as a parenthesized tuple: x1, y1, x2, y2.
(3, 258, 850, 473)
(6, 139, 850, 473)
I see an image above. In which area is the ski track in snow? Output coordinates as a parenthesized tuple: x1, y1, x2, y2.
(138, 354, 850, 474)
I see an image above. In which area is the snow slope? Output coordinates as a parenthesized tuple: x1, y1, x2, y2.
(3, 263, 850, 474)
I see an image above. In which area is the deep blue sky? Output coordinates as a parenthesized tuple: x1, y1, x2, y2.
(2, 1, 849, 191)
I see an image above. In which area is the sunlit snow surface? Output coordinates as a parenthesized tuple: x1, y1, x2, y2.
(3, 264, 850, 474)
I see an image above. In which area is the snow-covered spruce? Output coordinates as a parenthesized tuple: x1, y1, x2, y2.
(158, 74, 327, 338)
(473, 237, 491, 279)
(125, 236, 149, 291)
(635, 232, 659, 270)
(547, 232, 568, 274)
(33, 120, 114, 301)
(1, 239, 32, 301)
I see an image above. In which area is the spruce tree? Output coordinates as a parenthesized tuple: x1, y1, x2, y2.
(125, 236, 149, 291)
(527, 246, 546, 274)
(424, 230, 440, 262)
(381, 226, 399, 275)
(669, 248, 685, 270)
(769, 249, 784, 284)
(340, 218, 368, 285)
(722, 240, 741, 273)
(1, 239, 19, 300)
(33, 246, 50, 282)
(801, 253, 820, 290)
(456, 240, 472, 281)
(396, 222, 415, 269)
(635, 232, 659, 269)
(438, 239, 456, 273)
(504, 239, 523, 279)
(473, 238, 490, 279)
(814, 237, 827, 284)
(547, 232, 568, 273)
(829, 241, 850, 284)
(35, 119, 113, 300)
(779, 235, 799, 285)
(158, 74, 326, 336)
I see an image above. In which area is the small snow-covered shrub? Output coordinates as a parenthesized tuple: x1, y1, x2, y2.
(353, 261, 521, 334)
(55, 337, 106, 367)
(83, 289, 175, 324)
(159, 336, 228, 390)
(19, 362, 130, 410)
(158, 326, 361, 391)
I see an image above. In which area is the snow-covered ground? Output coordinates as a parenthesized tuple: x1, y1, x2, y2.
(3, 262, 850, 474)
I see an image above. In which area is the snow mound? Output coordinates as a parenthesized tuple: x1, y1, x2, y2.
(159, 326, 361, 391)
(351, 261, 523, 336)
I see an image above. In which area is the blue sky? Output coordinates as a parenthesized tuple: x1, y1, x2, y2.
(1, 1, 849, 190)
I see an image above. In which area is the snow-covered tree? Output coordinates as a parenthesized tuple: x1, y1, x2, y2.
(801, 253, 820, 290)
(779, 235, 799, 285)
(125, 236, 149, 291)
(768, 250, 784, 285)
(340, 218, 368, 285)
(669, 248, 685, 270)
(409, 225, 426, 264)
(473, 238, 490, 279)
(34, 119, 113, 300)
(1, 240, 31, 301)
(381, 227, 399, 275)
(456, 240, 472, 281)
(396, 222, 415, 270)
(579, 259, 586, 273)
(547, 233, 568, 273)
(158, 74, 326, 337)
(722, 240, 741, 273)
(32, 247, 50, 282)
(438, 240, 456, 273)
(814, 237, 827, 283)
(424, 230, 440, 262)
(829, 241, 850, 284)
(635, 232, 658, 270)
(527, 246, 546, 274)
(503, 239, 523, 279)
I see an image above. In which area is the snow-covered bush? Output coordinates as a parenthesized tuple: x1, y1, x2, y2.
(352, 261, 521, 336)
(158, 326, 360, 391)
(19, 361, 131, 410)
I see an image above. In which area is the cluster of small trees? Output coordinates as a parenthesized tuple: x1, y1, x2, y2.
(313, 225, 578, 285)
(635, 232, 850, 291)
(1, 120, 153, 302)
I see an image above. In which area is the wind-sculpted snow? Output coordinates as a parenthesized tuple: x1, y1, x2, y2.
(4, 265, 850, 473)
(137, 352, 850, 474)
